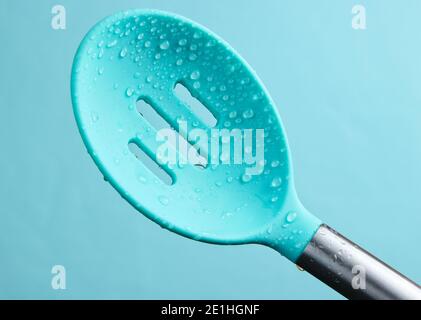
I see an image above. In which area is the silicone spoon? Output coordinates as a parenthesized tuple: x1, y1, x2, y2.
(71, 10, 421, 299)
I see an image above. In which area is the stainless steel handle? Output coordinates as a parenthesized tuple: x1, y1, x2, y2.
(296, 224, 421, 300)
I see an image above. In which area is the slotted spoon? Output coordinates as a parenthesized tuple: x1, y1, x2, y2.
(71, 9, 421, 299)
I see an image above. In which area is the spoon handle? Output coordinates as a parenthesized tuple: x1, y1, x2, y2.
(296, 224, 421, 300)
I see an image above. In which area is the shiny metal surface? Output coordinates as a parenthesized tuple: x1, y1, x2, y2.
(297, 224, 421, 300)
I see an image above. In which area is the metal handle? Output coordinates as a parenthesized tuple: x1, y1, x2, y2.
(296, 224, 421, 300)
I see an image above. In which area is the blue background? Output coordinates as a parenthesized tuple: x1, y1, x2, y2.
(0, 0, 420, 299)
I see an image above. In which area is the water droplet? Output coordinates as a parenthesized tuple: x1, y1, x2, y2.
(158, 195, 169, 206)
(243, 109, 254, 119)
(176, 58, 183, 66)
(221, 211, 233, 219)
(90, 112, 99, 123)
(126, 87, 135, 97)
(137, 175, 147, 183)
(240, 77, 250, 85)
(271, 160, 280, 168)
(178, 39, 187, 46)
(119, 47, 128, 58)
(241, 173, 252, 183)
(286, 211, 297, 223)
(229, 111, 237, 118)
(107, 39, 118, 48)
(188, 53, 197, 61)
(220, 152, 229, 162)
(98, 48, 104, 59)
(271, 177, 282, 188)
(190, 70, 200, 80)
(160, 40, 170, 50)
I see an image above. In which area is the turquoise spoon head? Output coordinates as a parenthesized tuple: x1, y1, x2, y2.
(71, 10, 321, 262)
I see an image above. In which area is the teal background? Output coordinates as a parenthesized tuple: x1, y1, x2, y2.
(0, 0, 420, 299)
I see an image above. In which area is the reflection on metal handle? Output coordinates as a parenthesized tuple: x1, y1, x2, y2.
(296, 224, 421, 300)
